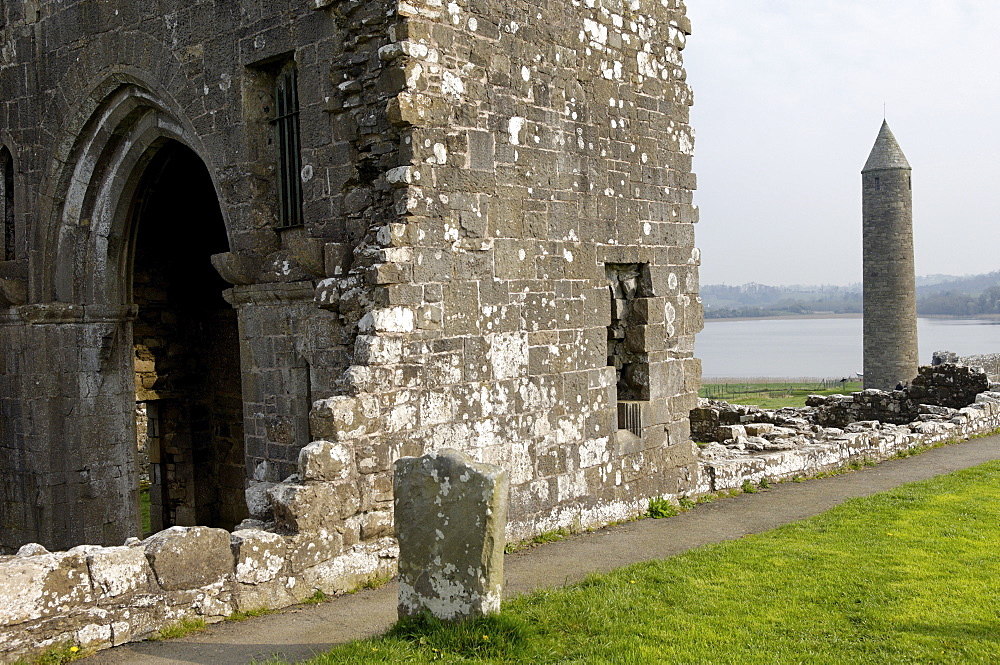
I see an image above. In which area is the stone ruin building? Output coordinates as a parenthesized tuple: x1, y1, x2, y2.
(861, 120, 918, 391)
(0, 0, 703, 555)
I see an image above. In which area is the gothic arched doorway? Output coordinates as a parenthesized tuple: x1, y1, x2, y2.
(130, 141, 247, 532)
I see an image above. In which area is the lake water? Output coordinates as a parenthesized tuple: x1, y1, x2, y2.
(697, 316, 999, 379)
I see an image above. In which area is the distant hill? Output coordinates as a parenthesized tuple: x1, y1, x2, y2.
(702, 271, 1000, 319)
(915, 271, 1000, 297)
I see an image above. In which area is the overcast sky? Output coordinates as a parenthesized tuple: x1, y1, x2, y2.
(683, 1, 1000, 286)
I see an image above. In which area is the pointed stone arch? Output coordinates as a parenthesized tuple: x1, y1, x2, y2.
(38, 77, 231, 307)
(1, 79, 248, 549)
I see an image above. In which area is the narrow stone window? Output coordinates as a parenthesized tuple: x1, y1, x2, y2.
(0, 147, 13, 260)
(606, 263, 651, 437)
(874, 176, 880, 191)
(274, 63, 303, 228)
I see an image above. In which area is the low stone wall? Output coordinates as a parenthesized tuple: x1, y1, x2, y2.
(0, 439, 399, 664)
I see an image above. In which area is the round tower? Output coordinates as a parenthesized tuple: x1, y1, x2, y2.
(861, 120, 919, 390)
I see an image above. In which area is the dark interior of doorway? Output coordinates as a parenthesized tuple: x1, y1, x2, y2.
(132, 141, 247, 533)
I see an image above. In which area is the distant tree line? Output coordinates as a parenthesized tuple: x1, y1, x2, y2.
(705, 298, 860, 319)
(918, 286, 1000, 316)
(703, 272, 1000, 319)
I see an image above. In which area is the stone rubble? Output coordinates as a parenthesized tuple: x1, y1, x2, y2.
(692, 364, 1000, 493)
(808, 363, 989, 428)
(933, 350, 1000, 385)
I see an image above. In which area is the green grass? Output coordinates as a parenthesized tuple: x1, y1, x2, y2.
(17, 643, 88, 665)
(303, 589, 330, 604)
(357, 573, 394, 592)
(700, 381, 862, 408)
(148, 617, 206, 641)
(227, 607, 276, 622)
(504, 527, 573, 553)
(299, 461, 1000, 664)
(139, 483, 151, 537)
(646, 496, 679, 519)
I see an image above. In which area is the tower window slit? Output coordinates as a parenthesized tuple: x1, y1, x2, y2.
(274, 65, 303, 228)
(1, 147, 13, 261)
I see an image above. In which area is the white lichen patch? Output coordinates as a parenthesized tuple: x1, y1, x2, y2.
(232, 530, 286, 585)
(441, 71, 465, 99)
(86, 546, 151, 599)
(359, 307, 416, 334)
(507, 116, 525, 146)
(487, 332, 528, 380)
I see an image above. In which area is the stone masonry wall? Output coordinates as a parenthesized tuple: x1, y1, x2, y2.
(0, 0, 707, 654)
(0, 437, 399, 664)
(861, 126, 918, 391)
(308, 0, 704, 544)
(1, 0, 704, 552)
(693, 391, 1000, 495)
(0, 0, 402, 551)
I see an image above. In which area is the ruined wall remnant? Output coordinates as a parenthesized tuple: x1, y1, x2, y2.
(694, 389, 1000, 494)
(0, 0, 405, 553)
(3, 365, 999, 662)
(1, 0, 703, 653)
(327, 0, 704, 543)
(0, 524, 397, 663)
(395, 449, 508, 621)
(0, 442, 398, 664)
(934, 350, 1000, 385)
(692, 364, 990, 436)
(807, 364, 990, 428)
(691, 363, 1000, 493)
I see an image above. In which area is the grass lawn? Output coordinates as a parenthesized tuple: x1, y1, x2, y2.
(700, 381, 863, 408)
(300, 461, 1000, 664)
(139, 484, 151, 537)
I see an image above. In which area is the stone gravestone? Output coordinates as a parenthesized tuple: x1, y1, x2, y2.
(394, 448, 508, 621)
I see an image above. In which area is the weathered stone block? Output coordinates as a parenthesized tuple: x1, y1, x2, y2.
(298, 440, 355, 482)
(231, 529, 286, 585)
(287, 530, 344, 573)
(143, 527, 234, 591)
(87, 545, 155, 599)
(269, 481, 360, 533)
(245, 480, 277, 521)
(0, 550, 93, 625)
(360, 510, 393, 541)
(395, 448, 508, 621)
(354, 335, 405, 365)
(310, 395, 380, 441)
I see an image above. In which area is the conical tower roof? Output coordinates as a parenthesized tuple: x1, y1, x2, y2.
(862, 120, 911, 172)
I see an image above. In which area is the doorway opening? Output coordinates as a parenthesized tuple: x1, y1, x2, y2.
(131, 141, 247, 533)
